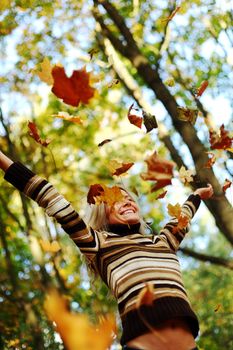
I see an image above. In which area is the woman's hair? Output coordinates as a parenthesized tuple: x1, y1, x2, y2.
(83, 187, 149, 235)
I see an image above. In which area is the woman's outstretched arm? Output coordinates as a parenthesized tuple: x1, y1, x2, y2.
(0, 150, 99, 259)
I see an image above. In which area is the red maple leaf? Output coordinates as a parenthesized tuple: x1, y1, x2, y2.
(141, 151, 175, 192)
(222, 179, 232, 193)
(209, 124, 233, 150)
(87, 184, 104, 204)
(127, 104, 142, 129)
(28, 121, 51, 147)
(51, 66, 96, 107)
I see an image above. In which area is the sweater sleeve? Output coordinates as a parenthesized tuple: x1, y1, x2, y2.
(4, 162, 99, 258)
(158, 194, 201, 251)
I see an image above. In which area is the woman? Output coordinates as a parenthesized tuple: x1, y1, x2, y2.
(0, 150, 213, 350)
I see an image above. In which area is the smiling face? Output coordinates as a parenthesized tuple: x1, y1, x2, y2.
(106, 189, 140, 226)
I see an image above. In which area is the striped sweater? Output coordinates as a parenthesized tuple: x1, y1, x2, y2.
(5, 162, 201, 345)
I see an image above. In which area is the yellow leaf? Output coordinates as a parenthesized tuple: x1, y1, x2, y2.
(40, 239, 61, 253)
(179, 166, 195, 183)
(44, 289, 116, 350)
(31, 57, 54, 85)
(167, 203, 181, 218)
(95, 184, 124, 206)
(53, 111, 83, 124)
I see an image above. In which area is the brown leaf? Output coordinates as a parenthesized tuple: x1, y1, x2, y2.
(142, 110, 158, 133)
(28, 121, 51, 147)
(177, 107, 198, 125)
(51, 65, 96, 107)
(98, 139, 112, 147)
(195, 80, 208, 97)
(87, 184, 104, 204)
(204, 152, 216, 168)
(141, 151, 174, 191)
(156, 190, 168, 199)
(128, 103, 143, 129)
(167, 203, 189, 233)
(94, 185, 124, 206)
(136, 283, 154, 308)
(222, 179, 232, 193)
(112, 162, 134, 176)
(209, 124, 233, 150)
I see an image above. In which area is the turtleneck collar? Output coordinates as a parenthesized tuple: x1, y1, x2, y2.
(108, 222, 141, 236)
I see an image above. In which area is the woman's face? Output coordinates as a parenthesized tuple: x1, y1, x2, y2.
(106, 190, 140, 225)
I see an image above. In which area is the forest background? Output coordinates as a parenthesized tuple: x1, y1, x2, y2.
(0, 0, 232, 349)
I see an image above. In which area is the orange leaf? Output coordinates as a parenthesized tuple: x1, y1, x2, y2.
(44, 289, 116, 350)
(53, 111, 83, 124)
(167, 203, 182, 218)
(94, 185, 124, 206)
(51, 65, 96, 107)
(28, 121, 51, 147)
(40, 239, 61, 253)
(172, 214, 189, 234)
(128, 103, 143, 129)
(136, 283, 154, 308)
(222, 179, 232, 192)
(87, 184, 104, 204)
(209, 124, 233, 150)
(141, 151, 174, 191)
(156, 190, 167, 199)
(195, 80, 208, 97)
(167, 203, 189, 233)
(204, 152, 216, 168)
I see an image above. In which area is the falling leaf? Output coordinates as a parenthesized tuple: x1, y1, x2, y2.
(87, 184, 104, 204)
(44, 289, 116, 350)
(40, 239, 61, 253)
(177, 107, 199, 125)
(31, 57, 54, 85)
(222, 179, 232, 192)
(107, 160, 134, 176)
(164, 77, 175, 87)
(142, 110, 158, 133)
(94, 185, 124, 206)
(127, 103, 143, 129)
(141, 151, 174, 191)
(204, 152, 216, 168)
(28, 121, 51, 147)
(167, 203, 182, 218)
(51, 65, 96, 107)
(98, 139, 112, 147)
(107, 79, 119, 88)
(195, 80, 208, 97)
(156, 190, 167, 199)
(136, 283, 154, 308)
(88, 48, 99, 60)
(52, 111, 83, 124)
(167, 203, 189, 233)
(209, 124, 233, 150)
(162, 6, 181, 22)
(179, 166, 195, 184)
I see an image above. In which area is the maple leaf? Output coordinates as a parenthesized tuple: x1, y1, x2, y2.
(195, 80, 208, 98)
(136, 283, 154, 308)
(52, 111, 83, 125)
(44, 289, 116, 350)
(127, 103, 143, 129)
(94, 185, 124, 206)
(179, 166, 195, 184)
(28, 121, 51, 147)
(167, 203, 181, 218)
(156, 190, 167, 199)
(141, 151, 174, 191)
(209, 124, 233, 150)
(51, 65, 96, 107)
(167, 203, 189, 233)
(98, 139, 112, 147)
(177, 107, 199, 125)
(31, 57, 54, 85)
(87, 184, 104, 204)
(40, 239, 61, 253)
(108, 160, 134, 176)
(222, 179, 232, 193)
(204, 152, 216, 168)
(142, 110, 158, 133)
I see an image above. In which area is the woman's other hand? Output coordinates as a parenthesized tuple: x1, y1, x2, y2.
(194, 184, 214, 199)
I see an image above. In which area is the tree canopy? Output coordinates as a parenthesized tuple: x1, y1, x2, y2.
(0, 1, 232, 349)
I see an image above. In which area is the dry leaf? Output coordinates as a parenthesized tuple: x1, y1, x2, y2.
(195, 80, 208, 97)
(179, 166, 195, 184)
(141, 151, 174, 191)
(209, 124, 233, 150)
(40, 239, 61, 253)
(177, 107, 198, 125)
(28, 121, 51, 147)
(222, 179, 232, 192)
(128, 103, 143, 129)
(167, 203, 189, 233)
(156, 190, 167, 199)
(44, 289, 116, 350)
(94, 185, 124, 206)
(51, 65, 96, 107)
(142, 110, 158, 133)
(98, 139, 112, 147)
(204, 152, 216, 168)
(31, 57, 54, 85)
(107, 160, 134, 176)
(167, 203, 182, 218)
(136, 283, 154, 308)
(87, 184, 104, 204)
(53, 111, 83, 124)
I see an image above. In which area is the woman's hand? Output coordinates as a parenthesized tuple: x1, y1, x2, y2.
(0, 151, 13, 172)
(194, 184, 214, 199)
